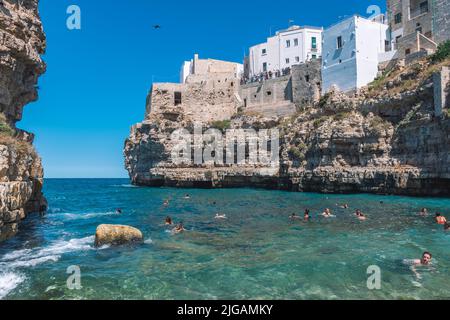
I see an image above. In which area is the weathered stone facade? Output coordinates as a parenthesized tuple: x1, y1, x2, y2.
(291, 59, 322, 110)
(432, 0, 450, 44)
(387, 0, 443, 58)
(0, 0, 47, 242)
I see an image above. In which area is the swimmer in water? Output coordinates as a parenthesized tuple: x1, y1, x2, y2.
(215, 213, 227, 220)
(419, 208, 429, 217)
(338, 204, 349, 209)
(165, 216, 173, 225)
(172, 223, 185, 234)
(407, 252, 433, 280)
(116, 208, 122, 214)
(304, 209, 311, 221)
(414, 252, 433, 266)
(289, 213, 301, 220)
(355, 209, 366, 221)
(163, 200, 170, 207)
(322, 208, 333, 218)
(184, 194, 191, 199)
(435, 213, 447, 225)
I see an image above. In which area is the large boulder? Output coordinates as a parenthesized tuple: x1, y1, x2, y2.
(94, 224, 143, 247)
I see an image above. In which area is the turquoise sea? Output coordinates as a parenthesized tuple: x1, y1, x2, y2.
(1, 179, 450, 300)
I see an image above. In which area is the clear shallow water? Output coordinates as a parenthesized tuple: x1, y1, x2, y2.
(1, 179, 450, 300)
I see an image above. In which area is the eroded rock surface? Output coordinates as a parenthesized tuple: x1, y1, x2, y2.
(125, 55, 450, 197)
(0, 0, 47, 242)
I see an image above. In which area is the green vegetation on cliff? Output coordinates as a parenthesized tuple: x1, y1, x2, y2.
(430, 40, 450, 64)
(0, 114, 14, 136)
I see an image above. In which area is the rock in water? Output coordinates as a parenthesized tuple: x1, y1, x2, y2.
(94, 225, 143, 247)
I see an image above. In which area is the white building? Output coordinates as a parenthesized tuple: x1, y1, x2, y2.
(321, 15, 390, 93)
(180, 54, 243, 84)
(247, 25, 323, 78)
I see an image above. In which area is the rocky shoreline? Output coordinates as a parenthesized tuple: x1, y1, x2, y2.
(0, 0, 47, 242)
(125, 58, 450, 197)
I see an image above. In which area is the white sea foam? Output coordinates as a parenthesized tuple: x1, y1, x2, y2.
(0, 236, 96, 299)
(0, 236, 95, 268)
(144, 238, 153, 245)
(0, 272, 26, 300)
(52, 211, 116, 221)
(110, 184, 138, 188)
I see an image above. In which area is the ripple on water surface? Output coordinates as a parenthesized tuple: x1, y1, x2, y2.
(0, 178, 449, 300)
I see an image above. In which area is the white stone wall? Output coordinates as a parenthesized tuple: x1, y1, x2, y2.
(248, 26, 323, 77)
(322, 16, 388, 93)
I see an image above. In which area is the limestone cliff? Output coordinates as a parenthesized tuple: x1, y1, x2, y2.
(0, 0, 47, 242)
(125, 57, 450, 197)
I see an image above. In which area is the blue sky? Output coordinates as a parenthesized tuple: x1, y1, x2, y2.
(19, 0, 385, 178)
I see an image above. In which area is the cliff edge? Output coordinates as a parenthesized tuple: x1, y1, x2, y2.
(125, 54, 450, 197)
(0, 0, 47, 242)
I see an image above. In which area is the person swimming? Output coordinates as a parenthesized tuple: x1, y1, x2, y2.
(444, 222, 450, 231)
(163, 199, 170, 207)
(355, 209, 366, 221)
(404, 252, 433, 280)
(172, 223, 185, 234)
(184, 194, 191, 199)
(165, 216, 173, 225)
(419, 208, 429, 216)
(304, 209, 311, 221)
(215, 213, 227, 220)
(435, 213, 447, 225)
(289, 213, 301, 220)
(322, 208, 333, 218)
(338, 204, 349, 209)
(116, 208, 122, 214)
(412, 252, 433, 266)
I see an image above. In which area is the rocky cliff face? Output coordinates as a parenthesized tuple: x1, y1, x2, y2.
(0, 0, 47, 242)
(125, 58, 450, 197)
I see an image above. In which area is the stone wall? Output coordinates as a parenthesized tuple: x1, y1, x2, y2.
(291, 59, 322, 110)
(148, 71, 240, 124)
(432, 0, 450, 44)
(433, 66, 450, 117)
(239, 76, 291, 109)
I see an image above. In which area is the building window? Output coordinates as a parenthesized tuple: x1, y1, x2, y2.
(295, 56, 300, 62)
(396, 35, 402, 43)
(416, 23, 422, 33)
(337, 36, 343, 49)
(312, 54, 317, 59)
(262, 48, 267, 55)
(286, 40, 291, 48)
(405, 48, 411, 55)
(311, 37, 317, 49)
(263, 62, 267, 72)
(174, 92, 182, 106)
(394, 13, 402, 24)
(294, 38, 299, 46)
(420, 1, 429, 14)
(305, 75, 310, 82)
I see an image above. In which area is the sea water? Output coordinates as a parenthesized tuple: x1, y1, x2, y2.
(0, 179, 449, 300)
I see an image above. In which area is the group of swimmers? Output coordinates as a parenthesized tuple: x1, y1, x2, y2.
(419, 208, 449, 230)
(162, 195, 226, 234)
(289, 205, 366, 222)
(165, 216, 185, 234)
(160, 196, 447, 273)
